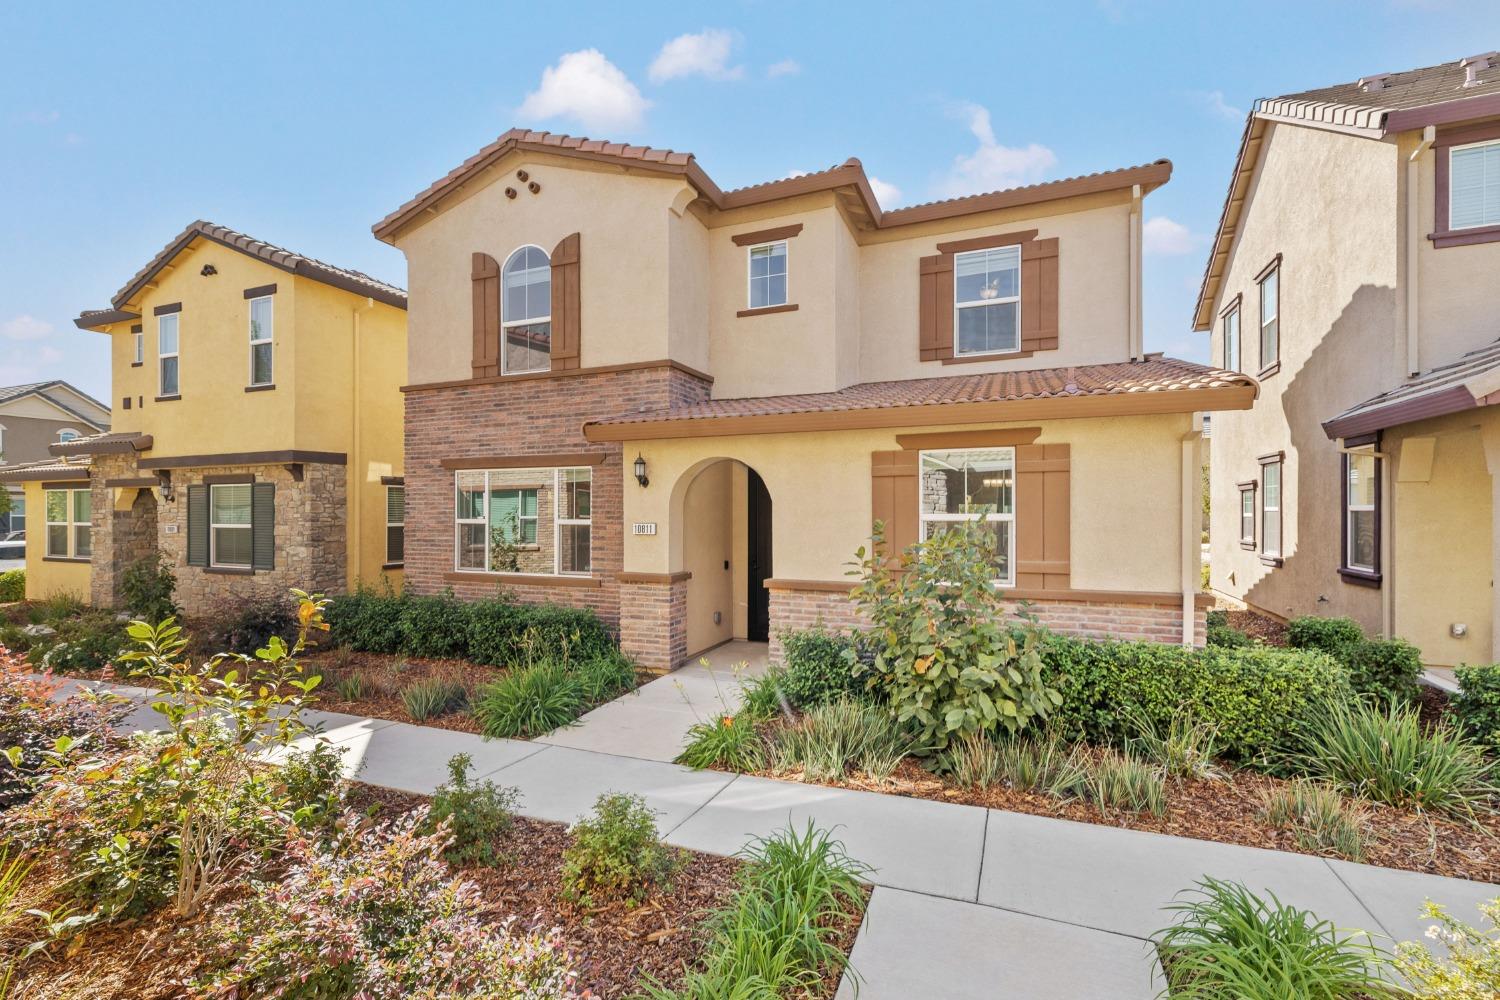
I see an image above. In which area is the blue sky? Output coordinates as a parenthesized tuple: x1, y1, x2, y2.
(3, 1, 1498, 402)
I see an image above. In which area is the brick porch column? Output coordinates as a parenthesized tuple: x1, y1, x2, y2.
(618, 574, 689, 671)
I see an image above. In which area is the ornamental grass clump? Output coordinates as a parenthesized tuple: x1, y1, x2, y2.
(998, 735, 1091, 800)
(763, 697, 919, 784)
(1125, 706, 1224, 781)
(473, 660, 584, 739)
(1261, 779, 1366, 862)
(1299, 699, 1498, 819)
(399, 677, 467, 721)
(846, 521, 1061, 751)
(1155, 878, 1390, 1000)
(678, 713, 766, 772)
(1086, 750, 1167, 816)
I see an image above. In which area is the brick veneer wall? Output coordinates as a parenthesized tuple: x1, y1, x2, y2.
(767, 584, 1205, 663)
(402, 365, 712, 638)
(619, 577, 688, 671)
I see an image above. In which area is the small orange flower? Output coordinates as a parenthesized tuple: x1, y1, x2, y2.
(914, 657, 930, 675)
(721, 715, 735, 728)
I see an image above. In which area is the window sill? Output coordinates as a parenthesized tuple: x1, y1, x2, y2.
(1259, 554, 1284, 568)
(736, 303, 799, 318)
(154, 394, 181, 403)
(130, 362, 143, 368)
(42, 556, 90, 563)
(941, 349, 1037, 365)
(1430, 224, 1500, 248)
(1239, 540, 1256, 550)
(382, 561, 404, 570)
(1338, 567, 1382, 588)
(443, 570, 600, 589)
(204, 565, 254, 576)
(1256, 361, 1281, 380)
(245, 383, 276, 393)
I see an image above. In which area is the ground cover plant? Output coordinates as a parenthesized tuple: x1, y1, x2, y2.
(561, 792, 682, 909)
(423, 752, 520, 867)
(0, 571, 22, 604)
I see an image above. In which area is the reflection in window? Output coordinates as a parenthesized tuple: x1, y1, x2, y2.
(748, 241, 788, 308)
(955, 246, 1021, 356)
(918, 447, 1015, 584)
(453, 466, 591, 576)
(502, 246, 551, 374)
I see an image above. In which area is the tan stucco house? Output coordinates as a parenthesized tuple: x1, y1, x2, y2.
(1198, 54, 1500, 666)
(378, 129, 1257, 671)
(0, 222, 407, 612)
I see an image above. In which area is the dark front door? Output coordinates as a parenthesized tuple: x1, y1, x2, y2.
(747, 468, 772, 642)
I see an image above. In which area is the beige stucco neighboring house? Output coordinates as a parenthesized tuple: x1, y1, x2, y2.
(0, 381, 110, 541)
(379, 129, 1258, 671)
(1197, 53, 1500, 666)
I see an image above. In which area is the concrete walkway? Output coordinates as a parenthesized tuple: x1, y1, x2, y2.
(56, 674, 1500, 999)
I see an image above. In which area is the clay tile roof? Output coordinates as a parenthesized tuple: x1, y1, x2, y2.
(585, 357, 1255, 440)
(48, 431, 152, 457)
(1323, 337, 1500, 440)
(1261, 53, 1500, 127)
(88, 221, 407, 321)
(0, 458, 90, 482)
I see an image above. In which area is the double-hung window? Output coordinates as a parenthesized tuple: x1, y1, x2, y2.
(501, 246, 551, 374)
(44, 487, 90, 559)
(1222, 302, 1241, 372)
(1450, 139, 1500, 230)
(747, 241, 788, 309)
(918, 447, 1015, 585)
(954, 246, 1021, 357)
(1341, 445, 1380, 583)
(132, 329, 144, 365)
(210, 483, 253, 569)
(1258, 263, 1279, 372)
(158, 313, 180, 396)
(9, 494, 25, 535)
(249, 296, 274, 386)
(1260, 455, 1283, 563)
(386, 486, 405, 565)
(453, 466, 592, 576)
(1237, 482, 1256, 548)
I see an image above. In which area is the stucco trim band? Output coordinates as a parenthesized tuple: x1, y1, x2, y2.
(439, 452, 606, 470)
(442, 571, 602, 589)
(402, 358, 714, 394)
(138, 450, 347, 470)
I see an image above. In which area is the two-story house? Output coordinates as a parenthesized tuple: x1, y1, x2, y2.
(1198, 54, 1500, 666)
(0, 381, 111, 540)
(2, 222, 407, 611)
(377, 129, 1258, 671)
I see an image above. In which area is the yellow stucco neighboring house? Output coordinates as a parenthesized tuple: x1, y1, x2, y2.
(1, 222, 407, 615)
(1197, 53, 1500, 666)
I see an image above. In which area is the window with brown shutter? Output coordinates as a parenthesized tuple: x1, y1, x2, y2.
(550, 233, 581, 371)
(917, 230, 1059, 364)
(471, 252, 501, 378)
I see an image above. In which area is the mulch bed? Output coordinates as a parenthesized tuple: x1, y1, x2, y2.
(765, 758, 1500, 884)
(1218, 605, 1289, 646)
(301, 648, 500, 734)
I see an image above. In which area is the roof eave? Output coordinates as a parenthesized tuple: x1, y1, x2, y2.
(48, 433, 153, 457)
(582, 383, 1255, 443)
(1322, 385, 1480, 440)
(74, 309, 141, 331)
(1384, 92, 1500, 134)
(0, 463, 89, 483)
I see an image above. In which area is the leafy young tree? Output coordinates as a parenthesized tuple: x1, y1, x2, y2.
(845, 520, 1061, 750)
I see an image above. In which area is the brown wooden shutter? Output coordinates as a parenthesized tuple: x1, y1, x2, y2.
(550, 232, 581, 371)
(918, 253, 954, 362)
(471, 252, 501, 378)
(1015, 443, 1070, 591)
(871, 450, 921, 567)
(1019, 238, 1060, 353)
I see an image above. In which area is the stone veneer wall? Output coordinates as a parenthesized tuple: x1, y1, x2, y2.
(402, 365, 712, 645)
(767, 584, 1206, 663)
(89, 453, 157, 608)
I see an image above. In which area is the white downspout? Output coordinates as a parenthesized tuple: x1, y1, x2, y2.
(351, 297, 375, 586)
(1129, 184, 1143, 361)
(1406, 126, 1435, 378)
(1181, 416, 1204, 646)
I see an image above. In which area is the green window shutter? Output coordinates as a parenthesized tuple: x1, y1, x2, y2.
(252, 482, 275, 571)
(186, 485, 208, 567)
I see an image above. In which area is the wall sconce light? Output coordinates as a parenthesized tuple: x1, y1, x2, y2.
(633, 454, 649, 488)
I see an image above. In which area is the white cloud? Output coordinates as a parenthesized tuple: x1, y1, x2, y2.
(2, 315, 54, 341)
(648, 29, 743, 83)
(1143, 216, 1197, 255)
(766, 58, 801, 78)
(517, 49, 650, 133)
(936, 103, 1057, 198)
(1195, 89, 1244, 121)
(868, 176, 903, 208)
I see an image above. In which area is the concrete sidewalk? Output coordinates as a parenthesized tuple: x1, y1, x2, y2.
(65, 675, 1500, 999)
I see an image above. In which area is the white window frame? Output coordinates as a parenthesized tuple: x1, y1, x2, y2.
(1261, 459, 1282, 559)
(1222, 303, 1240, 372)
(132, 330, 144, 365)
(917, 447, 1017, 587)
(451, 466, 592, 576)
(1344, 450, 1377, 573)
(209, 483, 253, 570)
(1449, 138, 1500, 231)
(8, 491, 23, 534)
(953, 246, 1023, 358)
(1258, 265, 1279, 372)
(44, 487, 90, 559)
(57, 429, 80, 443)
(158, 313, 180, 397)
(746, 240, 789, 309)
(248, 295, 274, 387)
(500, 244, 551, 375)
(385, 485, 405, 565)
(1237, 483, 1256, 547)
(490, 486, 540, 546)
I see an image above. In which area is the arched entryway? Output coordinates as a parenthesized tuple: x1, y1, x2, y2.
(675, 458, 773, 657)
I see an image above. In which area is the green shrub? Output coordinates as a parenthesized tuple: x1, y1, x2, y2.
(1205, 609, 1253, 649)
(32, 611, 130, 673)
(1041, 636, 1352, 763)
(207, 594, 299, 655)
(0, 570, 23, 603)
(1341, 636, 1423, 706)
(325, 588, 403, 654)
(119, 555, 176, 623)
(399, 677, 467, 721)
(763, 697, 918, 783)
(779, 628, 862, 709)
(472, 661, 583, 739)
(1394, 897, 1500, 996)
(1262, 779, 1365, 862)
(1286, 615, 1364, 654)
(561, 793, 679, 909)
(678, 713, 766, 772)
(1155, 877, 1389, 999)
(1455, 663, 1500, 750)
(847, 521, 1061, 750)
(573, 649, 636, 703)
(395, 591, 471, 659)
(1299, 700, 1497, 819)
(1086, 751, 1167, 816)
(276, 740, 348, 832)
(425, 753, 520, 867)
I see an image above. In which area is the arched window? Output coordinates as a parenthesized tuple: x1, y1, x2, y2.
(502, 246, 551, 374)
(57, 429, 80, 443)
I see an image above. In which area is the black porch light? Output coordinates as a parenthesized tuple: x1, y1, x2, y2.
(633, 453, 649, 488)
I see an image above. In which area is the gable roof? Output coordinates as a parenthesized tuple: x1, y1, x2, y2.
(1323, 337, 1500, 439)
(76, 221, 407, 329)
(0, 380, 110, 430)
(372, 127, 1171, 243)
(0, 458, 90, 483)
(1194, 53, 1500, 330)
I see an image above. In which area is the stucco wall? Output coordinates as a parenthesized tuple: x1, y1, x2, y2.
(0, 413, 100, 466)
(22, 480, 90, 602)
(681, 459, 735, 655)
(1207, 121, 1398, 628)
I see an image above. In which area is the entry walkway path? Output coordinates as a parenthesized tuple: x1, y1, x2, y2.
(58, 673, 1500, 999)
